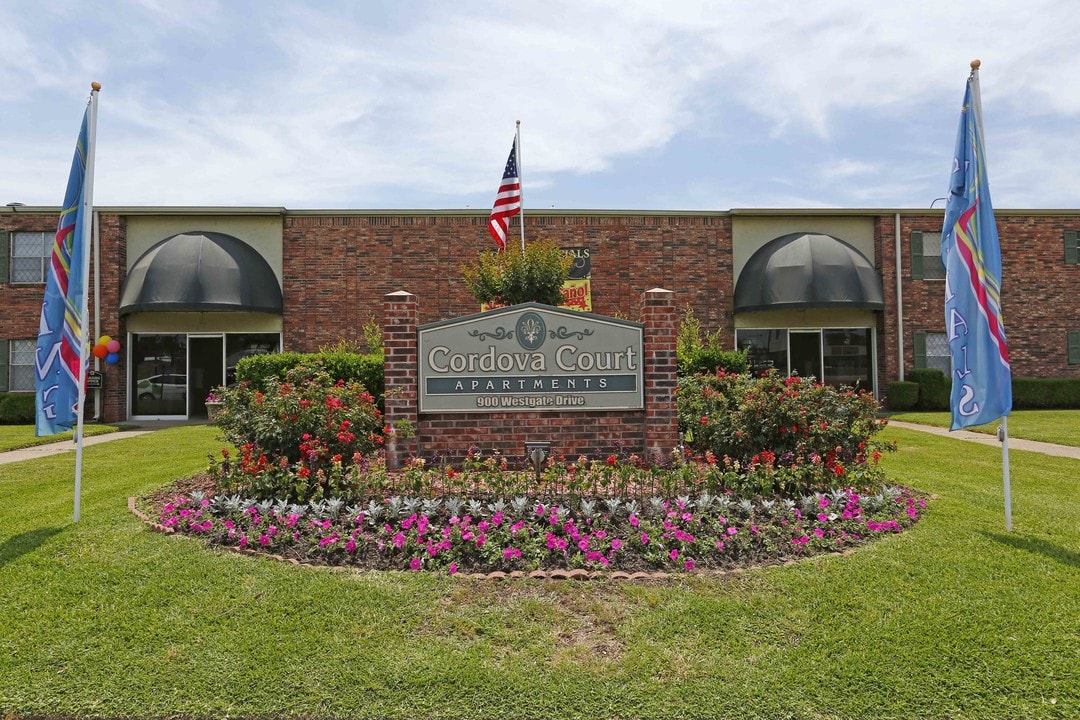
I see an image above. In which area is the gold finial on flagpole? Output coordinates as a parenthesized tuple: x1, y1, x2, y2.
(91, 82, 101, 91)
(970, 59, 981, 70)
(516, 119, 521, 126)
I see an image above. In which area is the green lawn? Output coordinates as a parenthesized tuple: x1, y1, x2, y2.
(0, 424, 123, 452)
(888, 409, 1080, 447)
(0, 425, 1076, 720)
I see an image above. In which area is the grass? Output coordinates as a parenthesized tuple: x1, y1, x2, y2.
(0, 425, 1077, 719)
(888, 409, 1080, 446)
(0, 423, 123, 452)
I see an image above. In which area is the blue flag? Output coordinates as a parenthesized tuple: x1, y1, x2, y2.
(941, 66, 1011, 430)
(35, 106, 92, 436)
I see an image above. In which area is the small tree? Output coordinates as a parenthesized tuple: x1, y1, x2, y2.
(461, 239, 572, 306)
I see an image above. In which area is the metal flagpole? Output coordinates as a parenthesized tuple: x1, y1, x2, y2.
(73, 81, 101, 523)
(515, 120, 525, 252)
(1000, 417, 1012, 531)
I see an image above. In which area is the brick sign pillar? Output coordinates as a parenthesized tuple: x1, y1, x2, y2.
(642, 288, 679, 462)
(383, 291, 419, 469)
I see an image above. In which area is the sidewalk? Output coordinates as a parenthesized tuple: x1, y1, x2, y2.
(887, 420, 1080, 460)
(3, 420, 1078, 465)
(0, 421, 196, 466)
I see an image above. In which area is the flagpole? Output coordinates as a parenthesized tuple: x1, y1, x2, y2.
(515, 120, 525, 253)
(998, 416, 1012, 531)
(73, 81, 100, 523)
(971, 59, 1012, 532)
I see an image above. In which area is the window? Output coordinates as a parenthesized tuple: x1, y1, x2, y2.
(9, 231, 51, 284)
(1066, 231, 1079, 264)
(914, 332, 951, 375)
(736, 328, 876, 391)
(1069, 331, 1080, 365)
(7, 339, 36, 391)
(910, 231, 945, 280)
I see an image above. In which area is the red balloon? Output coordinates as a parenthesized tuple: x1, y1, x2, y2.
(93, 344, 108, 359)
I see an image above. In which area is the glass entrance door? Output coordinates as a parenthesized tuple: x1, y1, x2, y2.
(188, 336, 224, 418)
(789, 331, 823, 382)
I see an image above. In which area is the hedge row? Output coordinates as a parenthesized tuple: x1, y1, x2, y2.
(0, 393, 36, 424)
(887, 370, 1080, 411)
(233, 351, 384, 403)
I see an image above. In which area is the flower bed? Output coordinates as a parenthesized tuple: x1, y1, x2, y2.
(153, 466, 926, 575)
(155, 363, 924, 575)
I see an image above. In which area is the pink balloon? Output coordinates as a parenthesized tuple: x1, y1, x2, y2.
(106, 339, 121, 353)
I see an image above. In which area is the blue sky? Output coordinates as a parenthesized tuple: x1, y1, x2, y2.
(3, 0, 1080, 211)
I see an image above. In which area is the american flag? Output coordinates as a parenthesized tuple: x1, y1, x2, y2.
(488, 137, 521, 252)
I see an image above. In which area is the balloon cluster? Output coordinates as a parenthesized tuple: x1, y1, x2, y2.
(92, 335, 121, 366)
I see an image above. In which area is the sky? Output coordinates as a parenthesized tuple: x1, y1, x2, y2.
(3, 0, 1080, 212)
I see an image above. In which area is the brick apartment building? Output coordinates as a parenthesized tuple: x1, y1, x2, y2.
(2, 205, 1079, 423)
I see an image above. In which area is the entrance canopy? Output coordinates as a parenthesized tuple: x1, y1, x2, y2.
(120, 231, 282, 316)
(734, 232, 885, 312)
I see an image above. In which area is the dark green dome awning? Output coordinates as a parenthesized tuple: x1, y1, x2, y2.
(734, 232, 885, 313)
(120, 231, 282, 316)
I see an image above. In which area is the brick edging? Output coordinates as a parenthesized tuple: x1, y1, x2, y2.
(128, 497, 863, 581)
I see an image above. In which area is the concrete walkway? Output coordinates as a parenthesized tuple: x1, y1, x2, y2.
(2, 420, 1078, 465)
(0, 422, 195, 466)
(887, 420, 1080, 460)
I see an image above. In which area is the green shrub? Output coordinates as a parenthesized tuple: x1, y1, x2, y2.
(908, 368, 951, 411)
(461, 239, 572, 306)
(211, 365, 386, 502)
(0, 393, 36, 424)
(679, 347, 749, 376)
(235, 350, 384, 404)
(885, 381, 920, 410)
(676, 305, 745, 376)
(1012, 377, 1080, 409)
(676, 370, 889, 496)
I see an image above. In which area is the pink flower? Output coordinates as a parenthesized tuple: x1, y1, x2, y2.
(684, 560, 695, 571)
(817, 512, 829, 523)
(819, 496, 830, 509)
(629, 514, 639, 528)
(640, 533, 650, 545)
(715, 540, 724, 550)
(345, 538, 357, 552)
(577, 538, 590, 552)
(449, 562, 458, 575)
(239, 536, 248, 548)
(813, 528, 825, 538)
(611, 538, 622, 550)
(503, 547, 522, 560)
(392, 532, 405, 549)
(409, 557, 422, 571)
(669, 549, 679, 560)
(259, 534, 270, 547)
(510, 521, 525, 535)
(727, 526, 737, 536)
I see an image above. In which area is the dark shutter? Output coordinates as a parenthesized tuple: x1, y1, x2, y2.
(1066, 231, 1079, 265)
(0, 230, 9, 283)
(913, 332, 927, 369)
(1069, 331, 1080, 365)
(0, 339, 8, 391)
(910, 231, 924, 279)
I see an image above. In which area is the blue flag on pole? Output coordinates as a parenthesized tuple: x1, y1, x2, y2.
(941, 65, 1011, 430)
(35, 105, 91, 436)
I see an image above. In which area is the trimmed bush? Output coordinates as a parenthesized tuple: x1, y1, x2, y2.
(0, 393, 36, 424)
(461, 239, 572, 306)
(1012, 377, 1080, 409)
(235, 351, 384, 404)
(885, 381, 920, 411)
(678, 347, 750, 376)
(908, 368, 951, 411)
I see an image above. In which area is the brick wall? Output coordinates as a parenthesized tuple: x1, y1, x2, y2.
(899, 213, 1080, 380)
(282, 213, 733, 348)
(383, 289, 680, 468)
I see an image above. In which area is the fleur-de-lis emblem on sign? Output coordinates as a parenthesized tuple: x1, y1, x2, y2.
(521, 317, 542, 344)
(515, 312, 547, 351)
